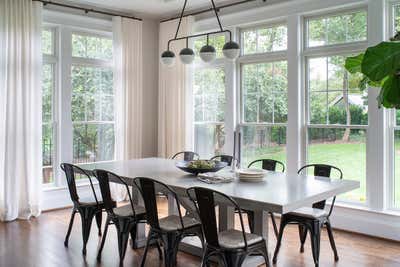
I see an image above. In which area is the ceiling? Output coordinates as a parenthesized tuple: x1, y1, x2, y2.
(66, 0, 236, 18)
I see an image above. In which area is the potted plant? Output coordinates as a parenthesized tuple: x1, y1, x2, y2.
(345, 32, 400, 108)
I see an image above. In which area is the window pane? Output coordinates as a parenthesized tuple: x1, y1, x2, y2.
(395, 4, 400, 33)
(42, 64, 54, 184)
(193, 67, 225, 122)
(42, 29, 54, 55)
(308, 128, 366, 202)
(73, 123, 115, 164)
(395, 130, 400, 208)
(193, 34, 226, 59)
(194, 124, 225, 158)
(242, 61, 288, 123)
(72, 33, 112, 60)
(71, 66, 114, 122)
(308, 56, 367, 125)
(307, 10, 367, 47)
(241, 125, 286, 168)
(242, 24, 287, 55)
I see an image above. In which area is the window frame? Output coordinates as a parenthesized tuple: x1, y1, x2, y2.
(238, 21, 288, 166)
(41, 22, 115, 188)
(303, 8, 369, 205)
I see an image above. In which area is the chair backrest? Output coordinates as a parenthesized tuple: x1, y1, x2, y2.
(134, 177, 185, 230)
(186, 187, 248, 249)
(94, 169, 137, 217)
(210, 155, 234, 166)
(171, 151, 200, 161)
(297, 164, 343, 216)
(248, 159, 285, 172)
(60, 163, 99, 206)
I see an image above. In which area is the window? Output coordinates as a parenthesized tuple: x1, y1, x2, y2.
(240, 24, 288, 167)
(193, 67, 226, 158)
(41, 27, 114, 185)
(306, 10, 367, 47)
(305, 10, 368, 203)
(42, 29, 56, 184)
(241, 24, 287, 55)
(394, 3, 400, 33)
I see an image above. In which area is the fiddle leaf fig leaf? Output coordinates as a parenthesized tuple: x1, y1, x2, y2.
(377, 74, 400, 109)
(345, 53, 364, 74)
(361, 42, 400, 81)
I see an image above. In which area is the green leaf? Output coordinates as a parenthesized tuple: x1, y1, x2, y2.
(361, 42, 400, 81)
(377, 74, 400, 109)
(345, 53, 364, 74)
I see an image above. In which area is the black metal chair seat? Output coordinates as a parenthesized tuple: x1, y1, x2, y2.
(273, 164, 342, 267)
(113, 204, 146, 217)
(60, 163, 109, 255)
(158, 214, 201, 231)
(290, 207, 328, 219)
(135, 177, 204, 267)
(218, 229, 263, 250)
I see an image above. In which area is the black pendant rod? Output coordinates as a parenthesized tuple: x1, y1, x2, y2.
(174, 0, 188, 39)
(161, 0, 259, 23)
(33, 0, 142, 21)
(167, 29, 232, 50)
(210, 0, 224, 32)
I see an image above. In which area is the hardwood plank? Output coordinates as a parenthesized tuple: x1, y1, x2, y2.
(0, 198, 399, 267)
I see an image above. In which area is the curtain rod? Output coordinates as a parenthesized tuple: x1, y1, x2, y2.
(33, 0, 142, 21)
(160, 0, 262, 23)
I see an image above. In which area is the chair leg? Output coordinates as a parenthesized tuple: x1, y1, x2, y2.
(309, 221, 321, 267)
(299, 224, 308, 253)
(326, 220, 339, 261)
(272, 217, 287, 264)
(156, 239, 163, 260)
(79, 207, 97, 255)
(95, 211, 102, 236)
(64, 209, 76, 247)
(130, 223, 137, 249)
(141, 229, 155, 267)
(161, 232, 182, 267)
(97, 216, 111, 261)
(260, 241, 271, 267)
(269, 212, 279, 238)
(115, 220, 132, 266)
(247, 210, 255, 233)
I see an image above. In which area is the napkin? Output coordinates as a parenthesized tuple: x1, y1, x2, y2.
(197, 171, 234, 184)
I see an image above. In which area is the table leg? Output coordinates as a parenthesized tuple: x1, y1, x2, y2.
(219, 204, 235, 231)
(253, 210, 269, 246)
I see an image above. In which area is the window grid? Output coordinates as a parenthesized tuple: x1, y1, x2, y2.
(305, 9, 368, 203)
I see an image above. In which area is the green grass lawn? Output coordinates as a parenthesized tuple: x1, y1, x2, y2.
(242, 142, 400, 206)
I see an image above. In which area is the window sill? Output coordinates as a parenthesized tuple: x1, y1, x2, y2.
(332, 201, 400, 217)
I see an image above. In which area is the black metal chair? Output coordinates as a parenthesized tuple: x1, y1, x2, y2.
(187, 187, 270, 267)
(171, 151, 200, 161)
(239, 159, 285, 236)
(60, 163, 106, 255)
(94, 169, 154, 266)
(273, 164, 342, 267)
(210, 155, 235, 166)
(134, 177, 204, 267)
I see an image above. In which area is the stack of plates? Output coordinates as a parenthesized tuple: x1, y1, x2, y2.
(237, 168, 267, 182)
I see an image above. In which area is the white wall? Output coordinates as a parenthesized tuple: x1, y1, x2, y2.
(141, 19, 159, 157)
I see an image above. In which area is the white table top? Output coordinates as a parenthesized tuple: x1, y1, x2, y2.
(82, 157, 359, 214)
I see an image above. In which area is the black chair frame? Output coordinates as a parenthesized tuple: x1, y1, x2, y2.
(210, 155, 236, 167)
(171, 151, 200, 161)
(134, 177, 204, 267)
(94, 169, 156, 266)
(60, 163, 104, 255)
(273, 164, 342, 267)
(239, 159, 286, 237)
(187, 187, 270, 267)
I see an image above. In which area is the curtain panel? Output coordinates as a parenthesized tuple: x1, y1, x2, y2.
(158, 17, 194, 158)
(112, 17, 143, 201)
(0, 0, 43, 221)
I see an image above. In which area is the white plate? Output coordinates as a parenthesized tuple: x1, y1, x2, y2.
(239, 176, 265, 182)
(237, 168, 267, 176)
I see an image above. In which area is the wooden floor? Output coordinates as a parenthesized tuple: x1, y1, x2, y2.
(1, 198, 399, 267)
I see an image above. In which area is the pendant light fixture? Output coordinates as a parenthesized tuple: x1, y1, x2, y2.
(160, 0, 240, 66)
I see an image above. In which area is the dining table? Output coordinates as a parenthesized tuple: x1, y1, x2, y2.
(82, 157, 359, 266)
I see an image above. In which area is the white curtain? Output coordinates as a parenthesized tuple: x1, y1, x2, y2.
(0, 0, 43, 221)
(112, 17, 143, 201)
(158, 17, 194, 158)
